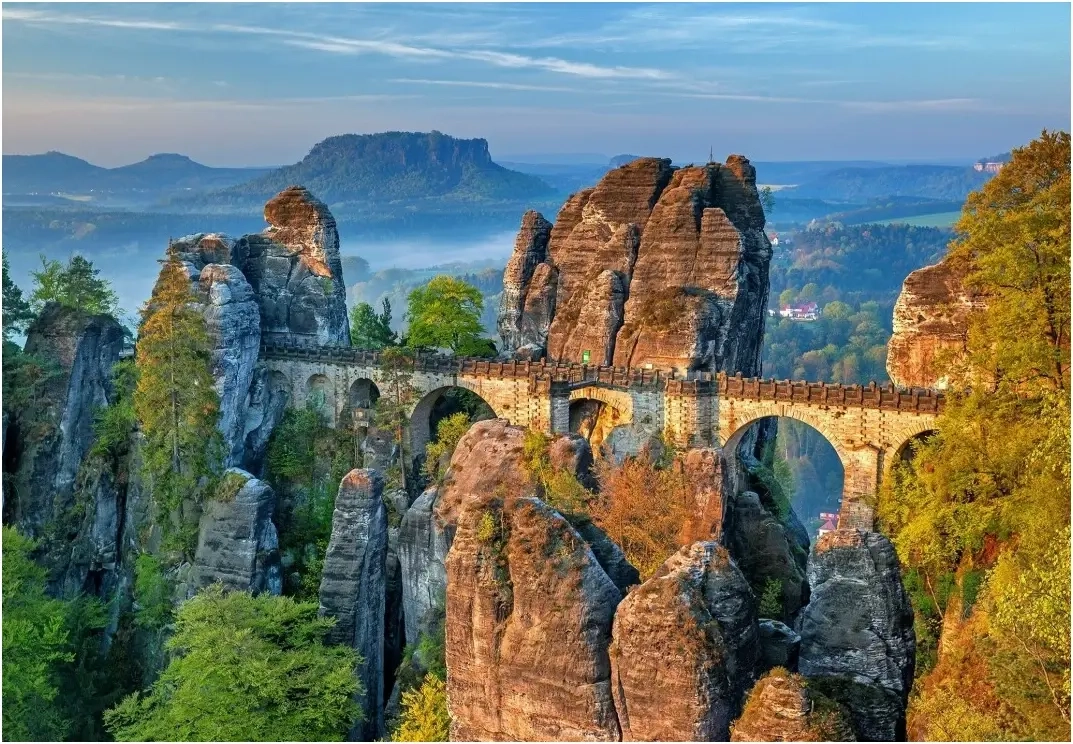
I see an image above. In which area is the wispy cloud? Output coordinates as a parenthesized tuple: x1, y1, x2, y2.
(390, 78, 578, 93)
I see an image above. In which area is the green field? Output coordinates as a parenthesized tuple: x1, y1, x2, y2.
(878, 211, 962, 228)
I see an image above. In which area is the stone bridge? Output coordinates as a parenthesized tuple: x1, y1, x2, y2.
(260, 342, 943, 528)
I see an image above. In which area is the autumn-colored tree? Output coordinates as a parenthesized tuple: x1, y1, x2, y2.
(880, 131, 1071, 737)
(133, 251, 223, 556)
(591, 454, 693, 579)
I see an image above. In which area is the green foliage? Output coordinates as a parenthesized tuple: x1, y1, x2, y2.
(1, 527, 75, 741)
(133, 553, 173, 631)
(350, 298, 398, 350)
(134, 250, 223, 555)
(91, 359, 139, 464)
(373, 346, 420, 492)
(476, 511, 498, 544)
(759, 185, 775, 214)
(392, 675, 450, 742)
(1, 339, 63, 428)
(758, 578, 785, 619)
(753, 437, 795, 519)
(267, 407, 323, 483)
(405, 275, 489, 355)
(103, 585, 362, 742)
(2, 253, 34, 339)
(520, 429, 592, 518)
(215, 470, 248, 503)
(423, 411, 472, 483)
(29, 253, 119, 315)
(881, 132, 1071, 738)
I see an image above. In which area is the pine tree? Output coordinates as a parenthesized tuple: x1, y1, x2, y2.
(29, 254, 119, 316)
(133, 250, 223, 556)
(350, 298, 398, 350)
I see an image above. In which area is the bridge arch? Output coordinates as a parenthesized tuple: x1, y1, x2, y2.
(568, 386, 632, 447)
(722, 414, 846, 535)
(409, 385, 499, 462)
(305, 373, 334, 425)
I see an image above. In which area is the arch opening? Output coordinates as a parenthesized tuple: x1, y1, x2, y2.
(724, 416, 845, 539)
(305, 374, 333, 424)
(893, 429, 938, 466)
(569, 398, 625, 448)
(409, 386, 497, 468)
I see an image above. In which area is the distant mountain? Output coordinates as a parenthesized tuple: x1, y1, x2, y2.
(752, 160, 892, 186)
(976, 151, 1012, 164)
(609, 154, 642, 168)
(1, 151, 271, 197)
(209, 131, 554, 206)
(784, 164, 993, 202)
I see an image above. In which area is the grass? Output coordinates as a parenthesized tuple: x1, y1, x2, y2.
(877, 211, 961, 228)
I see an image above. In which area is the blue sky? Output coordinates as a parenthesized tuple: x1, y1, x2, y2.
(3, 1, 1070, 166)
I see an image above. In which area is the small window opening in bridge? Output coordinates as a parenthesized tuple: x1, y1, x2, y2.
(726, 417, 844, 540)
(569, 398, 624, 449)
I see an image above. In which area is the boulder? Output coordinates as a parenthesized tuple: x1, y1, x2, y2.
(799, 530, 916, 742)
(731, 670, 855, 742)
(610, 541, 759, 741)
(887, 256, 985, 389)
(233, 185, 350, 346)
(10, 303, 125, 535)
(318, 469, 389, 740)
(446, 492, 623, 741)
(192, 468, 282, 595)
(758, 619, 802, 673)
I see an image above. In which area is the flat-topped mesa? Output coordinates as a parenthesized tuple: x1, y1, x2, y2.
(233, 185, 351, 347)
(887, 255, 985, 389)
(498, 155, 772, 375)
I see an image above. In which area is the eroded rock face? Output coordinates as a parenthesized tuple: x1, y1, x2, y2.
(397, 486, 450, 645)
(234, 185, 350, 346)
(610, 542, 759, 741)
(724, 490, 810, 621)
(10, 303, 124, 535)
(319, 469, 389, 740)
(501, 156, 771, 374)
(499, 211, 554, 356)
(446, 492, 623, 741)
(758, 619, 802, 673)
(677, 447, 730, 544)
(799, 530, 915, 742)
(731, 670, 856, 742)
(192, 468, 282, 595)
(240, 364, 290, 476)
(887, 256, 984, 389)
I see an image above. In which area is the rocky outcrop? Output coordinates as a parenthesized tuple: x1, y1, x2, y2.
(678, 447, 730, 543)
(887, 256, 984, 389)
(610, 542, 759, 741)
(500, 156, 772, 375)
(239, 364, 290, 476)
(318, 469, 389, 740)
(799, 530, 915, 742)
(758, 619, 801, 673)
(234, 185, 350, 346)
(397, 486, 450, 645)
(724, 490, 810, 621)
(498, 211, 554, 356)
(731, 670, 855, 742)
(192, 468, 282, 595)
(10, 303, 124, 535)
(446, 492, 623, 741)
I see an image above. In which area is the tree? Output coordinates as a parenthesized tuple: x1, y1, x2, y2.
(103, 586, 361, 742)
(2, 527, 75, 741)
(405, 275, 487, 355)
(350, 298, 398, 350)
(29, 254, 119, 316)
(133, 250, 223, 556)
(759, 185, 776, 214)
(392, 674, 450, 742)
(2, 254, 34, 340)
(374, 346, 420, 492)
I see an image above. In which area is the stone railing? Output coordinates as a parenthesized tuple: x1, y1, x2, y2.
(716, 373, 945, 413)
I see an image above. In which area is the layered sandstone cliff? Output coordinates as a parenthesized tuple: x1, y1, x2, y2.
(886, 256, 984, 389)
(498, 156, 772, 374)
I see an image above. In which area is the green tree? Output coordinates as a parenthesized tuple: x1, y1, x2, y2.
(2, 254, 34, 340)
(759, 185, 776, 214)
(405, 275, 487, 355)
(350, 298, 398, 350)
(423, 411, 473, 484)
(2, 527, 75, 741)
(103, 586, 361, 741)
(29, 254, 119, 316)
(133, 250, 223, 557)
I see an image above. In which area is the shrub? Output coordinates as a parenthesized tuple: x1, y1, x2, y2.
(423, 412, 471, 483)
(476, 511, 497, 544)
(133, 554, 172, 631)
(392, 674, 450, 742)
(758, 578, 784, 619)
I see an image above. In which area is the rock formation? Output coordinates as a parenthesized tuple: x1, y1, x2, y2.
(192, 468, 282, 595)
(318, 469, 389, 740)
(499, 156, 772, 375)
(677, 447, 731, 543)
(799, 530, 916, 741)
(9, 303, 124, 535)
(441, 420, 626, 741)
(731, 670, 856, 742)
(887, 256, 984, 389)
(233, 185, 350, 346)
(610, 542, 759, 741)
(397, 486, 450, 645)
(758, 619, 802, 673)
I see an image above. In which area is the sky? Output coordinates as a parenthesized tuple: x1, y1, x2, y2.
(2, 1, 1070, 166)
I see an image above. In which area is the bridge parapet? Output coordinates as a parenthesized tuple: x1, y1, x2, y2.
(717, 372, 944, 413)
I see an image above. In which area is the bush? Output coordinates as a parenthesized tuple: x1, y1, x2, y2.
(758, 578, 784, 619)
(392, 674, 450, 742)
(423, 412, 471, 483)
(133, 554, 172, 631)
